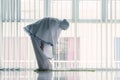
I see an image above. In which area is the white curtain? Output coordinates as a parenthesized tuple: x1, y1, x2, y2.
(0, 0, 120, 70)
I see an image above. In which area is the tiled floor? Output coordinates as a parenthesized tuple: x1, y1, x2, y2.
(0, 70, 120, 80)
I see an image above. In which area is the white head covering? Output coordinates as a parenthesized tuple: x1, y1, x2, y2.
(24, 17, 69, 46)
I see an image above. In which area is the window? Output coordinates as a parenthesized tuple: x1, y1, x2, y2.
(79, 0, 101, 20)
(1, 0, 120, 22)
(51, 0, 72, 19)
(115, 38, 120, 61)
(1, 0, 120, 69)
(21, 0, 44, 20)
(0, 0, 20, 22)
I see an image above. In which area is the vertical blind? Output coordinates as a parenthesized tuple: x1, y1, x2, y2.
(0, 0, 120, 70)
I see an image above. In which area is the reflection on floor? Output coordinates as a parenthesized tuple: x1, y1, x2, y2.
(0, 70, 120, 80)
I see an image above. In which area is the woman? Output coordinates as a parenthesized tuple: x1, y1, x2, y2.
(24, 17, 69, 70)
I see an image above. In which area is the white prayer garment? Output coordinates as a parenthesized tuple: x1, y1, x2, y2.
(24, 17, 69, 70)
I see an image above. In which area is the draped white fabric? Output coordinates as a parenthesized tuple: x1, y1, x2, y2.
(0, 0, 120, 70)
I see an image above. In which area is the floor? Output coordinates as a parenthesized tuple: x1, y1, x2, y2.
(0, 70, 120, 80)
